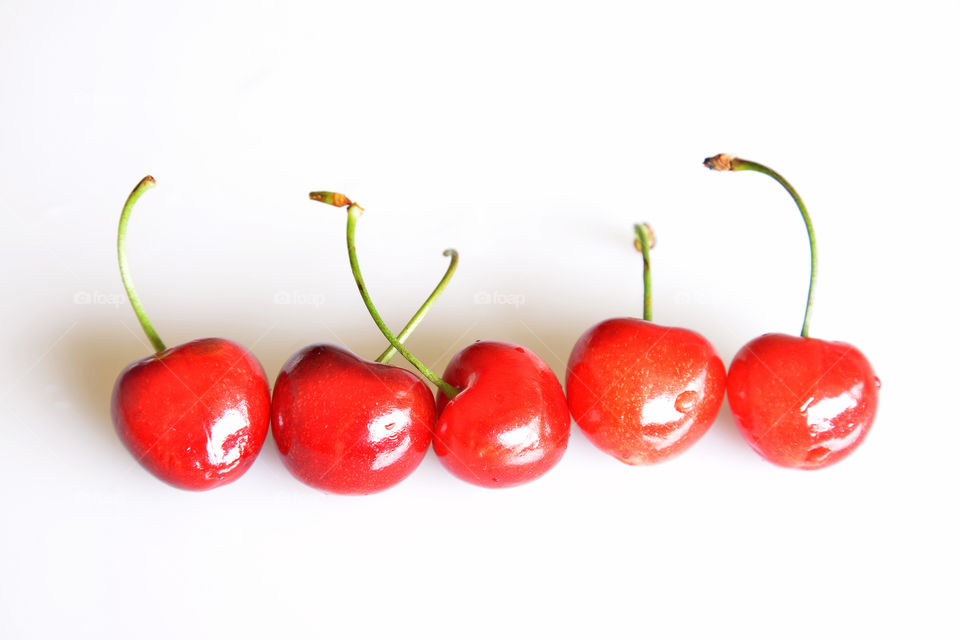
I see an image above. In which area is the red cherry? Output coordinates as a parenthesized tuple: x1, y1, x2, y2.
(112, 338, 271, 490)
(111, 176, 269, 490)
(566, 223, 725, 464)
(276, 192, 460, 493)
(434, 341, 570, 488)
(271, 344, 435, 495)
(705, 154, 880, 468)
(567, 318, 725, 464)
(726, 334, 878, 469)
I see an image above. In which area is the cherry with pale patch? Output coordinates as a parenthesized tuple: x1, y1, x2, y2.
(566, 223, 726, 465)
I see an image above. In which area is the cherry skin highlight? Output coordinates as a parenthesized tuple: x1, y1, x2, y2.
(111, 337, 271, 490)
(434, 341, 570, 488)
(271, 344, 435, 495)
(726, 333, 878, 469)
(567, 318, 726, 465)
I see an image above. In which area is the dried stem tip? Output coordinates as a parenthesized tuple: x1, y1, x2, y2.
(309, 191, 353, 207)
(703, 154, 735, 172)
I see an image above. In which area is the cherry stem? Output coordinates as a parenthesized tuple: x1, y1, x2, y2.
(633, 223, 654, 322)
(375, 248, 459, 364)
(117, 176, 166, 353)
(704, 154, 817, 338)
(309, 192, 460, 399)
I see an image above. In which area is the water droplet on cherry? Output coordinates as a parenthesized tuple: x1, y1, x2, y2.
(675, 390, 699, 413)
(874, 376, 881, 390)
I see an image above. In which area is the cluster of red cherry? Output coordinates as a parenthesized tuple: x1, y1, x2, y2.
(111, 154, 880, 493)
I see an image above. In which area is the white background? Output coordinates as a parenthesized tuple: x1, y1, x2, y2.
(1, 1, 957, 638)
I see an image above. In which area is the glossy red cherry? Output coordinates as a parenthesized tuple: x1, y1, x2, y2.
(705, 154, 879, 468)
(112, 338, 271, 489)
(271, 344, 435, 494)
(567, 318, 725, 464)
(434, 341, 570, 488)
(566, 223, 725, 464)
(272, 191, 458, 494)
(111, 177, 270, 490)
(726, 334, 878, 469)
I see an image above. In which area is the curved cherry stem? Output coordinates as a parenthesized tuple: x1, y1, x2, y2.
(309, 192, 460, 399)
(375, 248, 459, 364)
(117, 176, 166, 353)
(704, 154, 817, 338)
(633, 223, 654, 322)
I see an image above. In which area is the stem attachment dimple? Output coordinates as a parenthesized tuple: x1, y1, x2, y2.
(309, 192, 460, 399)
(703, 154, 818, 338)
(633, 223, 655, 322)
(118, 176, 166, 353)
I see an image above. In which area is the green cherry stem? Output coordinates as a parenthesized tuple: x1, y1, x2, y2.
(309, 192, 460, 399)
(704, 154, 817, 338)
(375, 248, 459, 364)
(633, 223, 655, 322)
(117, 176, 166, 353)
